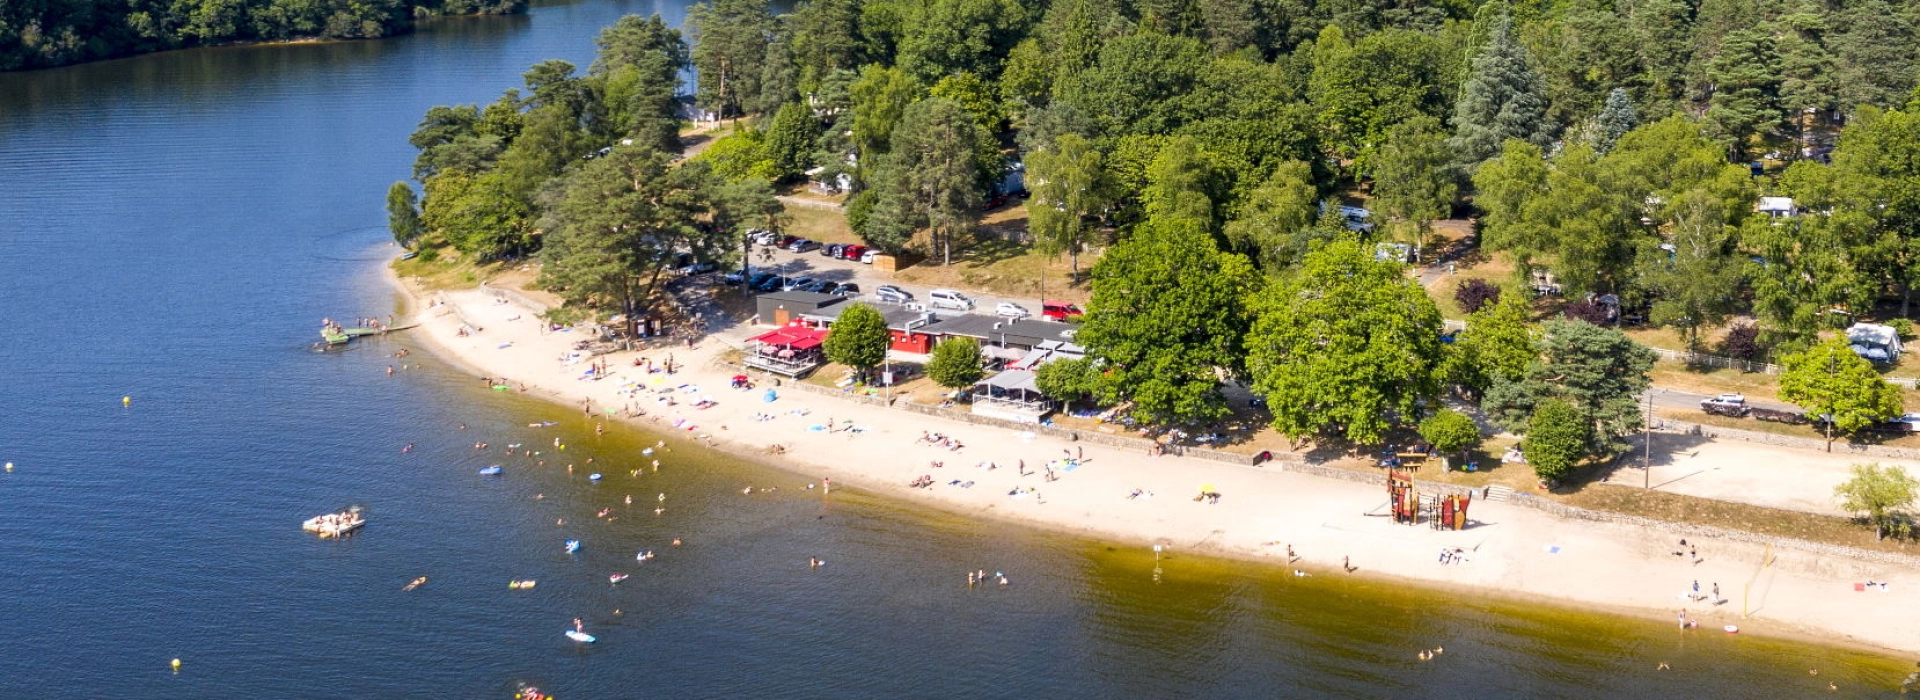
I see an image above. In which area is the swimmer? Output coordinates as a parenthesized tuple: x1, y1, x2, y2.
(557, 518, 566, 525)
(1657, 662, 1670, 671)
(671, 538, 682, 546)
(625, 495, 633, 505)
(1418, 651, 1431, 661)
(743, 486, 753, 494)
(809, 557, 823, 568)
(654, 507, 664, 515)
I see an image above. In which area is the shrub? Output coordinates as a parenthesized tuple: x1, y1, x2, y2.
(1889, 318, 1914, 340)
(1562, 298, 1610, 325)
(1454, 278, 1502, 314)
(1720, 323, 1762, 361)
(1522, 399, 1589, 484)
(1418, 408, 1480, 456)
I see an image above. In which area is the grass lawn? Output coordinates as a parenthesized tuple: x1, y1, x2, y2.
(894, 236, 1094, 303)
(392, 245, 495, 291)
(783, 204, 859, 246)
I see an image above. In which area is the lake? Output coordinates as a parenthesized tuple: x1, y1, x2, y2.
(0, 1, 1910, 696)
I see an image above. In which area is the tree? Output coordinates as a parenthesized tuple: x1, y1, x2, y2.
(1593, 87, 1636, 154)
(1472, 140, 1553, 276)
(1720, 323, 1763, 361)
(536, 146, 726, 327)
(1034, 357, 1102, 413)
(1522, 399, 1589, 484)
(1141, 136, 1225, 234)
(1026, 133, 1107, 283)
(1454, 278, 1500, 314)
(823, 303, 891, 376)
(866, 97, 986, 265)
(1418, 408, 1481, 461)
(1371, 115, 1455, 242)
(926, 336, 985, 391)
(591, 14, 688, 153)
(386, 181, 424, 248)
(1482, 319, 1655, 457)
(761, 101, 820, 181)
(688, 0, 774, 119)
(1078, 216, 1259, 425)
(1222, 160, 1321, 272)
(1443, 288, 1536, 396)
(1247, 237, 1445, 446)
(1831, 0, 1917, 112)
(1056, 31, 1208, 139)
(1704, 29, 1784, 159)
(1776, 335, 1904, 451)
(1450, 14, 1553, 168)
(1834, 462, 1919, 540)
(1638, 189, 1743, 348)
(849, 63, 917, 163)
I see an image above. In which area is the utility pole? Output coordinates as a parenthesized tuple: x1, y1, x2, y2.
(1644, 391, 1653, 489)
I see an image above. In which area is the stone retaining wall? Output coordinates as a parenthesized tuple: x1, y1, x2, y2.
(712, 357, 1920, 569)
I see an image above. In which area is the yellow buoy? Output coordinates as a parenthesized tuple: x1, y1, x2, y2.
(123, 396, 132, 407)
(171, 658, 181, 672)
(4, 462, 12, 472)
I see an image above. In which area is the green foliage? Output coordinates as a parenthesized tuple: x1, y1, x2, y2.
(894, 0, 1036, 85)
(761, 101, 820, 182)
(790, 0, 866, 86)
(1704, 29, 1784, 158)
(1593, 87, 1636, 154)
(1483, 319, 1655, 458)
(1034, 357, 1102, 411)
(1522, 399, 1589, 483)
(1831, 0, 1919, 113)
(1418, 408, 1480, 457)
(688, 0, 774, 118)
(1056, 31, 1208, 139)
(419, 170, 532, 259)
(1141, 136, 1225, 233)
(1078, 216, 1259, 425)
(592, 14, 689, 153)
(1026, 133, 1108, 281)
(537, 145, 730, 319)
(1637, 189, 1742, 347)
(1309, 27, 1455, 165)
(863, 97, 986, 264)
(694, 127, 774, 181)
(1222, 159, 1321, 271)
(823, 303, 891, 372)
(1247, 236, 1444, 445)
(0, 0, 516, 71)
(1777, 335, 1904, 451)
(386, 181, 423, 248)
(1834, 462, 1920, 540)
(1444, 288, 1536, 395)
(1371, 115, 1455, 239)
(1450, 14, 1552, 168)
(849, 63, 918, 161)
(926, 336, 986, 390)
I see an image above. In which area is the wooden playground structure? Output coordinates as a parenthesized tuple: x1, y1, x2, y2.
(1387, 473, 1472, 530)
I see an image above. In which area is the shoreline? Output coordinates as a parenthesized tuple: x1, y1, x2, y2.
(380, 262, 1920, 659)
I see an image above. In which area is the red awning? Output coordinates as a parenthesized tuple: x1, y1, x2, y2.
(750, 327, 828, 350)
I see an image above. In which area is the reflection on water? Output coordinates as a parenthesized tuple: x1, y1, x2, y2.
(0, 1, 1912, 697)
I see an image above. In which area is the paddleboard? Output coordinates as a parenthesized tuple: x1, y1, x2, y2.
(565, 539, 581, 553)
(479, 466, 502, 475)
(564, 630, 596, 643)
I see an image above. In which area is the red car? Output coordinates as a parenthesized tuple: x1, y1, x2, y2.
(840, 244, 868, 261)
(1042, 301, 1084, 321)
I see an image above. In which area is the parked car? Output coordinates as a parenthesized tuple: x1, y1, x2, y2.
(1699, 393, 1748, 417)
(754, 275, 789, 292)
(995, 302, 1031, 318)
(788, 238, 820, 253)
(875, 285, 913, 303)
(803, 279, 839, 293)
(1041, 301, 1084, 321)
(860, 249, 880, 264)
(678, 260, 718, 275)
(928, 288, 974, 311)
(840, 244, 868, 261)
(723, 266, 756, 285)
(783, 276, 818, 292)
(748, 229, 777, 246)
(821, 243, 844, 258)
(830, 282, 861, 297)
(773, 235, 798, 249)
(1885, 413, 1920, 432)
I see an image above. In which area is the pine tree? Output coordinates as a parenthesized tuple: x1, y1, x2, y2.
(1594, 87, 1636, 154)
(1450, 13, 1553, 168)
(1705, 29, 1784, 159)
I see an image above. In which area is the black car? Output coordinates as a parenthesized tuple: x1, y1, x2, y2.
(745, 271, 775, 288)
(821, 243, 844, 258)
(754, 275, 788, 292)
(830, 282, 861, 296)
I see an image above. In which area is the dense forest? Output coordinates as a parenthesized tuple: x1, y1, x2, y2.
(1, 0, 524, 70)
(394, 0, 1920, 453)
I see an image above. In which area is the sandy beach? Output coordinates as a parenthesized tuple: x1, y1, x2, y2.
(389, 272, 1920, 657)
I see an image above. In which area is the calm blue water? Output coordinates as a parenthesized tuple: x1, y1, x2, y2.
(0, 3, 1912, 697)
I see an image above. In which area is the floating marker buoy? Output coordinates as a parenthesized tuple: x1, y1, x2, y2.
(4, 462, 11, 472)
(171, 658, 181, 672)
(123, 396, 131, 407)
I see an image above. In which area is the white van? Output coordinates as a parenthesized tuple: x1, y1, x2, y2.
(928, 289, 974, 311)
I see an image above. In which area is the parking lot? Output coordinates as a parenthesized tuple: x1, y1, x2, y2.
(723, 239, 1070, 321)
